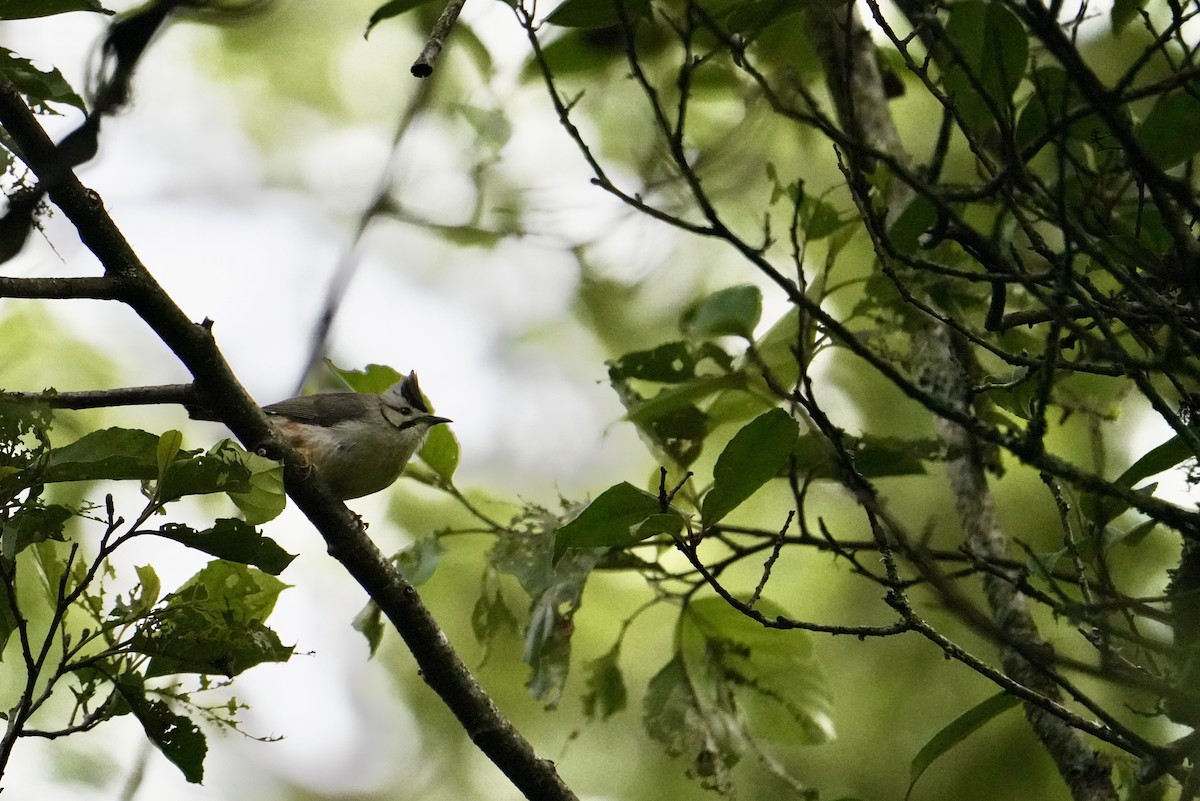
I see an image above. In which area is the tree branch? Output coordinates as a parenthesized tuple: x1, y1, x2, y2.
(0, 385, 199, 410)
(411, 0, 467, 78)
(802, 5, 1117, 800)
(0, 76, 577, 801)
(0, 276, 121, 300)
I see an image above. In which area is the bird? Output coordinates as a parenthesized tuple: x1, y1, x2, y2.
(260, 371, 450, 500)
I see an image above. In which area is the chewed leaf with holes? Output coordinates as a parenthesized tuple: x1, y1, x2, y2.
(645, 596, 832, 792)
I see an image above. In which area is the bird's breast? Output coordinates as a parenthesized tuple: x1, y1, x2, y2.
(271, 418, 426, 499)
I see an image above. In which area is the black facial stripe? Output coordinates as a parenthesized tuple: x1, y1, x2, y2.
(400, 382, 429, 413)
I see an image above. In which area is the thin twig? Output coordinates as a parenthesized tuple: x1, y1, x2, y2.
(747, 511, 792, 610)
(0, 384, 198, 411)
(411, 0, 467, 78)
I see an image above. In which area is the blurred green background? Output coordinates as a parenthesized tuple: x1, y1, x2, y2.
(0, 1, 1185, 799)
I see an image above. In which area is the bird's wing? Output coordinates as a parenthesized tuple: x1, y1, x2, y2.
(262, 393, 370, 427)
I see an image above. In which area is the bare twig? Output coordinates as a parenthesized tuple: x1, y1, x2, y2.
(1, 384, 198, 410)
(747, 511, 792, 610)
(411, 0, 467, 78)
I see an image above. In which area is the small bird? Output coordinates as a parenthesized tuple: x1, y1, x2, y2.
(262, 372, 451, 500)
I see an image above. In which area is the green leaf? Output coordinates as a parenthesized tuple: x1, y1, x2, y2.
(645, 594, 832, 791)
(352, 600, 385, 657)
(30, 540, 64, 607)
(0, 503, 72, 560)
(906, 692, 1019, 799)
(582, 645, 628, 721)
(609, 341, 702, 383)
(524, 594, 573, 705)
(0, 583, 18, 658)
(455, 103, 512, 150)
(449, 19, 495, 78)
(752, 310, 804, 391)
(681, 597, 833, 744)
(44, 427, 160, 482)
(488, 507, 604, 703)
(545, 0, 650, 28)
(800, 195, 845, 240)
(157, 431, 182, 482)
(183, 559, 287, 621)
(682, 285, 763, 340)
(1110, 0, 1146, 32)
(134, 564, 161, 612)
(156, 440, 252, 502)
(1139, 91, 1200, 169)
(419, 424, 460, 481)
(1117, 430, 1199, 488)
(519, 27, 627, 80)
(222, 442, 286, 524)
(356, 542, 452, 659)
(326, 360, 404, 393)
(641, 402, 709, 468)
(631, 512, 685, 541)
(110, 564, 163, 622)
(0, 394, 52, 473)
(555, 482, 673, 557)
(470, 581, 519, 660)
(156, 430, 183, 482)
(113, 675, 206, 783)
(489, 506, 565, 596)
(722, 0, 806, 32)
(392, 536, 444, 585)
(888, 194, 938, 255)
(702, 408, 801, 526)
(765, 162, 796, 205)
(1083, 429, 1198, 526)
(0, 0, 109, 18)
(132, 561, 292, 678)
(435, 223, 506, 249)
(1118, 518, 1158, 547)
(791, 433, 932, 480)
(644, 654, 734, 786)
(0, 47, 86, 113)
(523, 546, 603, 704)
(940, 1, 1029, 134)
(364, 0, 437, 38)
(155, 520, 296, 575)
(1016, 67, 1071, 151)
(624, 374, 744, 425)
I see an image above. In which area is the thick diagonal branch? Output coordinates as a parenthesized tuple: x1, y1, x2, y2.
(0, 77, 576, 801)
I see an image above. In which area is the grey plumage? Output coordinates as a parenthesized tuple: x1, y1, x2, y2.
(262, 371, 449, 500)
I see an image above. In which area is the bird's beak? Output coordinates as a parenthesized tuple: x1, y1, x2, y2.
(427, 416, 452, 426)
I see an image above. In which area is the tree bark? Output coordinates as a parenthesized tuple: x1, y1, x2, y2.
(802, 5, 1116, 799)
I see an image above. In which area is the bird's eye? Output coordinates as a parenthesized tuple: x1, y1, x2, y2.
(399, 407, 412, 415)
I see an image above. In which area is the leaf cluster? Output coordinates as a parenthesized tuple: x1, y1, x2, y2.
(0, 400, 293, 784)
